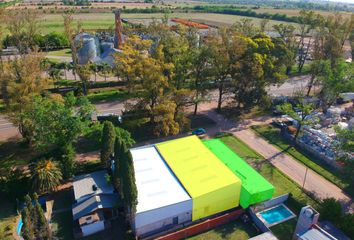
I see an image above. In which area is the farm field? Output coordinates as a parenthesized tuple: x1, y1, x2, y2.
(254, 7, 353, 18)
(38, 12, 298, 33)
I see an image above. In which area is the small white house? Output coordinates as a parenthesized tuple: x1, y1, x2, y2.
(131, 146, 192, 238)
(72, 170, 118, 238)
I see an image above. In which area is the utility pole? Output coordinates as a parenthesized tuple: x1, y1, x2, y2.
(302, 167, 309, 191)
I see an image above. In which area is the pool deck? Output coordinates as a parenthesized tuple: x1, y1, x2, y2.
(255, 204, 296, 228)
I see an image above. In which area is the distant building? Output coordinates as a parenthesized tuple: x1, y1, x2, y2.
(76, 10, 123, 66)
(72, 170, 118, 238)
(293, 206, 350, 240)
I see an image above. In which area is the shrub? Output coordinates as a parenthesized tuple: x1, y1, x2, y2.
(318, 198, 342, 222)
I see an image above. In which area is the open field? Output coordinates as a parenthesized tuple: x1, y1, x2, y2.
(37, 12, 297, 34)
(254, 7, 353, 18)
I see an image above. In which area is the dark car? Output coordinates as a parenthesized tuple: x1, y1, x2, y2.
(192, 128, 207, 136)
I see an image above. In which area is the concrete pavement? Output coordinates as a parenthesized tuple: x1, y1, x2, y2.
(197, 107, 354, 213)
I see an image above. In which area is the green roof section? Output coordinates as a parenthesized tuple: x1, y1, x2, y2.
(203, 139, 274, 208)
(156, 136, 242, 220)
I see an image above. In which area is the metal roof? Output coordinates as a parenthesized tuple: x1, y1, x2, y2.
(203, 139, 274, 208)
(73, 170, 114, 203)
(249, 231, 278, 240)
(300, 229, 333, 240)
(72, 194, 118, 220)
(156, 136, 241, 220)
(156, 136, 241, 198)
(131, 146, 191, 215)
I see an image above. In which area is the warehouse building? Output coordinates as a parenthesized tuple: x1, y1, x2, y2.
(156, 135, 242, 221)
(203, 139, 274, 208)
(131, 146, 192, 238)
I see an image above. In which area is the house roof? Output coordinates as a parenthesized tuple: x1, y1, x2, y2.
(72, 194, 118, 220)
(300, 229, 333, 240)
(155, 135, 241, 198)
(130, 146, 191, 215)
(249, 232, 278, 240)
(73, 170, 114, 203)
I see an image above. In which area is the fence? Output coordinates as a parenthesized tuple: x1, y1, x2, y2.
(153, 209, 244, 240)
(248, 194, 289, 233)
(281, 130, 340, 170)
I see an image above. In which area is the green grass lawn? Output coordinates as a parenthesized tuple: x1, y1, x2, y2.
(0, 196, 17, 240)
(188, 219, 259, 240)
(251, 125, 350, 193)
(219, 135, 318, 213)
(51, 210, 74, 240)
(46, 48, 72, 57)
(87, 89, 130, 104)
(270, 219, 297, 240)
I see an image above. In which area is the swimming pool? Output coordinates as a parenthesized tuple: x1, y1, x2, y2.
(256, 204, 296, 227)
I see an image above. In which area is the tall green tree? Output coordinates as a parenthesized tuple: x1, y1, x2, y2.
(5, 10, 41, 53)
(120, 145, 138, 222)
(296, 10, 318, 73)
(335, 127, 354, 183)
(316, 59, 354, 113)
(0, 52, 51, 143)
(21, 194, 52, 240)
(278, 98, 317, 141)
(30, 159, 62, 194)
(100, 121, 116, 166)
(20, 93, 93, 150)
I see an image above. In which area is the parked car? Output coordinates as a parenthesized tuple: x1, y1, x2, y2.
(192, 128, 207, 136)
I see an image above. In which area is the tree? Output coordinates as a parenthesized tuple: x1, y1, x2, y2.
(59, 143, 76, 179)
(190, 44, 210, 115)
(76, 64, 91, 95)
(278, 98, 317, 141)
(316, 59, 354, 113)
(335, 127, 354, 183)
(100, 121, 116, 166)
(0, 52, 51, 143)
(30, 159, 62, 194)
(5, 10, 41, 53)
(206, 29, 232, 112)
(20, 93, 93, 150)
(33, 193, 52, 239)
(273, 23, 297, 74)
(114, 36, 178, 136)
(21, 194, 52, 240)
(296, 10, 318, 73)
(231, 33, 285, 109)
(119, 143, 138, 222)
(318, 198, 342, 223)
(99, 63, 112, 82)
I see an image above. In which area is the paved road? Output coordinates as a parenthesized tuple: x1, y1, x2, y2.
(0, 75, 310, 141)
(0, 101, 126, 141)
(196, 106, 354, 213)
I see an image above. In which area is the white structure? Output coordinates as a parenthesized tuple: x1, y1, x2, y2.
(72, 171, 118, 238)
(131, 146, 192, 237)
(73, 170, 114, 204)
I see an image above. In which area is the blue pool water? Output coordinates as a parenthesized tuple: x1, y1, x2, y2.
(259, 205, 293, 225)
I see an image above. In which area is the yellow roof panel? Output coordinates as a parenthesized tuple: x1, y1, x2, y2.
(156, 135, 241, 198)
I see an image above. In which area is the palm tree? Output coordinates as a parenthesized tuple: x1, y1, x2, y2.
(30, 159, 62, 193)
